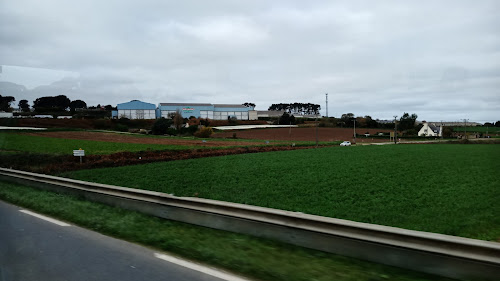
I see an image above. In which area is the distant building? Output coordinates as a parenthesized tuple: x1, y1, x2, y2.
(257, 110, 285, 118)
(256, 110, 318, 118)
(423, 121, 481, 127)
(157, 103, 256, 120)
(213, 104, 253, 120)
(418, 121, 442, 137)
(114, 100, 156, 119)
(375, 119, 395, 124)
(0, 112, 14, 118)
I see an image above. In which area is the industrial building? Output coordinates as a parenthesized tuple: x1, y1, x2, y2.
(158, 103, 214, 119)
(112, 100, 257, 120)
(113, 100, 157, 119)
(157, 103, 256, 120)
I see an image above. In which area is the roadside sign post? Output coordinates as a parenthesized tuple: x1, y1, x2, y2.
(393, 116, 398, 144)
(73, 149, 85, 164)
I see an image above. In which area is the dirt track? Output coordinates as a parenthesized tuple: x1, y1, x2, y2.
(24, 131, 262, 147)
(213, 127, 394, 142)
(26, 128, 395, 144)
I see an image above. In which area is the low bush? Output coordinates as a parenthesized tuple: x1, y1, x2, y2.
(115, 124, 129, 132)
(93, 119, 112, 130)
(0, 118, 19, 126)
(181, 125, 199, 135)
(151, 118, 173, 135)
(194, 127, 213, 138)
(166, 128, 178, 135)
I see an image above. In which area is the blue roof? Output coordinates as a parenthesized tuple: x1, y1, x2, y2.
(117, 100, 156, 110)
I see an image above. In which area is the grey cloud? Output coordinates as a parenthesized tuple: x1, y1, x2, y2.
(1, 0, 499, 122)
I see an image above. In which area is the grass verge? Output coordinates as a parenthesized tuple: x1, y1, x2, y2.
(64, 144, 500, 241)
(0, 181, 454, 281)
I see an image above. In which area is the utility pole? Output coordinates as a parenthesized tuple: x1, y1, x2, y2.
(394, 115, 398, 144)
(315, 114, 319, 147)
(325, 93, 328, 118)
(464, 119, 468, 139)
(353, 117, 356, 144)
(441, 120, 444, 139)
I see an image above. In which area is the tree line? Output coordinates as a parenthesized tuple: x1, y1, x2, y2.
(0, 94, 115, 114)
(335, 112, 418, 130)
(0, 95, 16, 112)
(268, 103, 321, 115)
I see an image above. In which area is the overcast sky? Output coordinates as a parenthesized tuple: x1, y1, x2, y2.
(1, 0, 499, 122)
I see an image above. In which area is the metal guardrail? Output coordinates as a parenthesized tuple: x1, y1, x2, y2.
(1, 167, 499, 280)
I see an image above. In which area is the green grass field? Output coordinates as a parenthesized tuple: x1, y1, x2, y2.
(0, 132, 204, 154)
(64, 144, 500, 241)
(452, 126, 500, 134)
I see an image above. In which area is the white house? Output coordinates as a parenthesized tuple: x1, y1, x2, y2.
(418, 121, 442, 137)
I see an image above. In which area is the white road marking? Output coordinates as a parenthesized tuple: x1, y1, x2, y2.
(20, 210, 70, 226)
(154, 253, 252, 281)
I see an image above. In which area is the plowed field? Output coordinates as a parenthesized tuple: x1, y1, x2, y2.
(24, 131, 262, 147)
(213, 127, 393, 142)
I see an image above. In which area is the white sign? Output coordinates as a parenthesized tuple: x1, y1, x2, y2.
(73, 150, 85, 157)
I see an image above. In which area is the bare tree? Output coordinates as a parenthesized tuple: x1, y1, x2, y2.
(173, 109, 184, 131)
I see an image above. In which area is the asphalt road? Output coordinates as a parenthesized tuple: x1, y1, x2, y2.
(0, 200, 247, 281)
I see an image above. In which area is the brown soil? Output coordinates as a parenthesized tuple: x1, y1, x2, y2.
(23, 145, 315, 174)
(213, 127, 394, 143)
(12, 128, 394, 174)
(17, 118, 156, 130)
(16, 118, 267, 129)
(23, 131, 264, 147)
(18, 118, 97, 129)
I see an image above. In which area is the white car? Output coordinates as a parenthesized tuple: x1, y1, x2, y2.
(340, 141, 351, 146)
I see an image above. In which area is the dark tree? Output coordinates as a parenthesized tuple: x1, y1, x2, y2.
(268, 103, 320, 115)
(151, 118, 173, 135)
(442, 127, 454, 138)
(363, 115, 379, 128)
(69, 100, 87, 112)
(278, 112, 296, 125)
(33, 95, 71, 112)
(340, 113, 355, 127)
(0, 95, 16, 112)
(399, 113, 418, 131)
(242, 102, 256, 108)
(172, 109, 184, 132)
(495, 121, 500, 127)
(18, 99, 30, 112)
